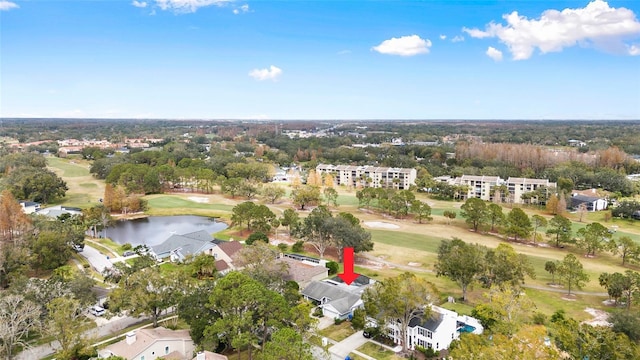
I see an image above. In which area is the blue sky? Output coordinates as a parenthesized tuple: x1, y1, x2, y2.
(1, 0, 639, 120)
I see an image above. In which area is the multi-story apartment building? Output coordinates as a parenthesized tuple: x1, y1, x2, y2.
(316, 164, 417, 190)
(506, 177, 557, 204)
(450, 175, 501, 201)
(440, 175, 556, 204)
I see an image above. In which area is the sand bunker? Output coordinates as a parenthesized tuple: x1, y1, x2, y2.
(188, 196, 209, 203)
(583, 308, 611, 327)
(364, 221, 400, 229)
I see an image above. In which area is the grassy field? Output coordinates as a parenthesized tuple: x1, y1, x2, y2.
(46, 156, 105, 208)
(145, 194, 235, 217)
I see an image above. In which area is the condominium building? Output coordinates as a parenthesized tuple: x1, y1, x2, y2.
(316, 164, 417, 190)
(506, 177, 557, 204)
(443, 175, 556, 204)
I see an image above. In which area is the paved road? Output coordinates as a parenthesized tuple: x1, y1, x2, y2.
(79, 244, 114, 273)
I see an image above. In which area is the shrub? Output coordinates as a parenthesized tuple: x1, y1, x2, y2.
(532, 312, 547, 325)
(334, 317, 345, 325)
(277, 243, 288, 252)
(292, 240, 305, 253)
(326, 261, 339, 275)
(351, 308, 365, 330)
(121, 243, 133, 251)
(246, 231, 269, 245)
(313, 307, 324, 317)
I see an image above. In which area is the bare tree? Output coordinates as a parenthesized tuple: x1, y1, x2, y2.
(0, 294, 41, 359)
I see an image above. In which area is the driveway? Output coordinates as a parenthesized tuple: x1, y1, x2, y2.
(329, 330, 372, 359)
(79, 244, 114, 273)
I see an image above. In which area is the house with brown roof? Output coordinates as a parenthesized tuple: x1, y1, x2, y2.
(279, 256, 328, 288)
(98, 327, 195, 360)
(210, 240, 243, 272)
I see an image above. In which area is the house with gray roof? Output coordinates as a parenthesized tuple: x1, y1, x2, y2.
(301, 276, 374, 320)
(151, 230, 217, 262)
(19, 200, 41, 214)
(35, 205, 82, 219)
(150, 231, 242, 273)
(571, 193, 608, 211)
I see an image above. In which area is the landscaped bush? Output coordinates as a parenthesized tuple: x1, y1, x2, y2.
(334, 317, 346, 325)
(326, 261, 339, 275)
(121, 243, 133, 251)
(246, 231, 269, 245)
(313, 307, 324, 317)
(292, 240, 305, 253)
(277, 243, 288, 252)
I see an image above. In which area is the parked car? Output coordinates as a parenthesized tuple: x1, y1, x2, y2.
(122, 251, 135, 257)
(89, 305, 105, 317)
(72, 244, 84, 252)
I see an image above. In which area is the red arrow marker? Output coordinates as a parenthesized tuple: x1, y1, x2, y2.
(338, 247, 359, 285)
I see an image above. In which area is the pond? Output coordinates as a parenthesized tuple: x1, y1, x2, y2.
(106, 215, 227, 247)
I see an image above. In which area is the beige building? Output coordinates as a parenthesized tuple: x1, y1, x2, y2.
(98, 327, 195, 360)
(506, 177, 557, 204)
(451, 175, 501, 201)
(445, 175, 556, 204)
(316, 164, 416, 190)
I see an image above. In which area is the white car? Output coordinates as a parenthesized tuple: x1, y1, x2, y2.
(89, 305, 105, 317)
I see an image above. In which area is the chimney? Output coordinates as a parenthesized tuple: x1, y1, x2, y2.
(125, 331, 136, 345)
(196, 351, 206, 360)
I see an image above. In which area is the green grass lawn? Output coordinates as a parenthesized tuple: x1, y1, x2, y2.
(356, 342, 403, 360)
(370, 229, 443, 254)
(146, 195, 234, 212)
(79, 182, 99, 188)
(317, 321, 357, 342)
(47, 157, 90, 177)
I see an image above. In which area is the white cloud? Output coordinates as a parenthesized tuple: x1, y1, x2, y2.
(629, 44, 640, 56)
(154, 0, 230, 14)
(439, 35, 447, 40)
(463, 0, 640, 60)
(371, 35, 432, 56)
(486, 46, 503, 61)
(451, 35, 465, 43)
(132, 1, 147, 8)
(248, 65, 283, 81)
(0, 1, 19, 11)
(233, 4, 249, 14)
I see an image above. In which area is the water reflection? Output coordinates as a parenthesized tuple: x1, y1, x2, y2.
(107, 215, 227, 247)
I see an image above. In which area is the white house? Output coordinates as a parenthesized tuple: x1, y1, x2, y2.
(98, 327, 195, 360)
(388, 305, 483, 352)
(571, 194, 608, 211)
(19, 201, 40, 214)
